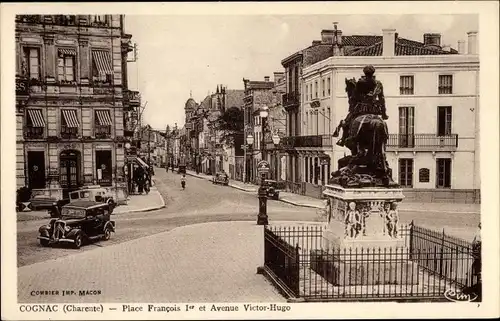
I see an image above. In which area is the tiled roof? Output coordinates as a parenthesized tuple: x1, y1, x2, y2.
(199, 95, 211, 110)
(342, 35, 383, 47)
(184, 98, 197, 110)
(349, 39, 458, 56)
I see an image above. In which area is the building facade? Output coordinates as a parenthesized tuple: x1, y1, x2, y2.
(16, 15, 137, 200)
(182, 87, 244, 177)
(299, 27, 479, 202)
(243, 76, 280, 183)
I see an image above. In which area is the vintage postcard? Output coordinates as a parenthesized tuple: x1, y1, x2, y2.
(1, 1, 499, 320)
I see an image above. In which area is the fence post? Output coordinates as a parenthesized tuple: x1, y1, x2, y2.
(294, 243, 300, 296)
(439, 228, 446, 276)
(409, 220, 414, 254)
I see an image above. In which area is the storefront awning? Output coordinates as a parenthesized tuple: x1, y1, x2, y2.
(92, 50, 113, 76)
(27, 109, 45, 127)
(61, 109, 79, 128)
(95, 110, 113, 126)
(58, 48, 76, 56)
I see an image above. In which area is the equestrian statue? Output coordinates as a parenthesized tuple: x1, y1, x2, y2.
(330, 65, 398, 188)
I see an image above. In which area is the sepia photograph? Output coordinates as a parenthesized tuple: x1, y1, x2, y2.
(1, 2, 499, 320)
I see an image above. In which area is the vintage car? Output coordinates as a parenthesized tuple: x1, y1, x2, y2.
(262, 179, 281, 200)
(48, 186, 116, 218)
(38, 200, 116, 249)
(178, 165, 186, 174)
(212, 172, 229, 186)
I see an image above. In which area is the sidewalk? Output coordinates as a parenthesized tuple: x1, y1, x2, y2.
(18, 221, 285, 303)
(16, 186, 165, 221)
(113, 186, 165, 214)
(186, 170, 480, 214)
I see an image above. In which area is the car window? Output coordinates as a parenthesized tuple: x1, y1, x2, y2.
(80, 191, 91, 198)
(95, 195, 103, 202)
(70, 193, 79, 200)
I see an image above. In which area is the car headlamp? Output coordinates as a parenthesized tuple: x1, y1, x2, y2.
(64, 226, 71, 232)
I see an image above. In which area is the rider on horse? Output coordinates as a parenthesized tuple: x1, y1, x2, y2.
(334, 65, 389, 146)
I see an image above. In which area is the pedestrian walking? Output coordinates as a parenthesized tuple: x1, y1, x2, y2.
(180, 174, 186, 190)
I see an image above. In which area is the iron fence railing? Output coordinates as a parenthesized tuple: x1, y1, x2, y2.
(387, 134, 458, 148)
(281, 135, 333, 148)
(264, 223, 479, 302)
(284, 180, 306, 195)
(24, 127, 44, 139)
(264, 227, 300, 295)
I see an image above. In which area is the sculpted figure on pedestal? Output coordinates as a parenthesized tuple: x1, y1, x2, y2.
(331, 65, 398, 188)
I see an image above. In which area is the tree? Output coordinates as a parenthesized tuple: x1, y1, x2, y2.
(213, 106, 244, 146)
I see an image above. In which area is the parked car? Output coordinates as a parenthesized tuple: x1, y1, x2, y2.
(178, 165, 186, 174)
(262, 179, 281, 200)
(37, 200, 116, 249)
(48, 186, 116, 218)
(212, 172, 229, 186)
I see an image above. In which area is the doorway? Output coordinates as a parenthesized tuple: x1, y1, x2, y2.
(27, 151, 46, 189)
(95, 150, 112, 186)
(60, 150, 81, 198)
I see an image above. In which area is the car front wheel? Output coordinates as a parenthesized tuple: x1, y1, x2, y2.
(73, 232, 83, 249)
(39, 238, 50, 247)
(103, 226, 112, 241)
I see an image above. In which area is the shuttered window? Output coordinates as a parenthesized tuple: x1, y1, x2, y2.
(400, 75, 414, 95)
(438, 75, 453, 94)
(22, 48, 40, 79)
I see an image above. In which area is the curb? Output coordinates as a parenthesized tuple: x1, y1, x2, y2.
(187, 171, 258, 193)
(228, 183, 257, 193)
(112, 189, 166, 215)
(278, 198, 323, 209)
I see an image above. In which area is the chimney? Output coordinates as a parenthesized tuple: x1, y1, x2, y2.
(273, 72, 285, 84)
(457, 40, 466, 54)
(312, 40, 322, 46)
(467, 31, 478, 55)
(331, 22, 344, 56)
(264, 76, 270, 82)
(382, 28, 396, 56)
(423, 33, 441, 48)
(321, 29, 335, 44)
(442, 44, 451, 52)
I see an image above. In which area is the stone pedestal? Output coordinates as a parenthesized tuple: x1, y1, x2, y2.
(312, 184, 419, 286)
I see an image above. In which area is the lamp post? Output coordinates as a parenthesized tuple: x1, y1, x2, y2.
(257, 106, 269, 226)
(245, 133, 254, 184)
(272, 133, 281, 180)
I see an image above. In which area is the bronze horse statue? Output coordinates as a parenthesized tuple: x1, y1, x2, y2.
(332, 78, 392, 186)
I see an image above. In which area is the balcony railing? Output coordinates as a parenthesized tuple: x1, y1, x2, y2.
(60, 126, 78, 139)
(387, 134, 458, 149)
(282, 91, 300, 108)
(95, 125, 112, 139)
(24, 127, 44, 139)
(125, 90, 141, 105)
(281, 135, 333, 148)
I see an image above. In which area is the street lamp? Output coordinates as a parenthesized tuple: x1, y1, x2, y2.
(272, 133, 280, 180)
(245, 134, 254, 184)
(257, 106, 269, 226)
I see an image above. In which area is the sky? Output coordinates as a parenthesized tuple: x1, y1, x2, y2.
(124, 14, 478, 131)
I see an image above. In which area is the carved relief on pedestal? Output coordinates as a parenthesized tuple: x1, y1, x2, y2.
(341, 200, 400, 239)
